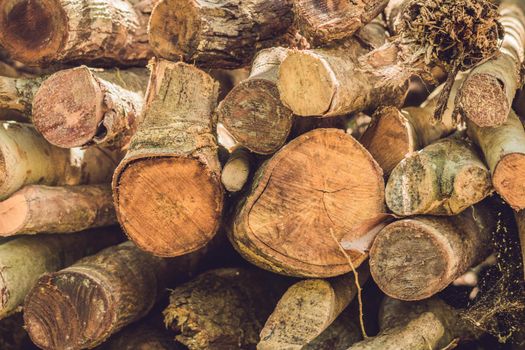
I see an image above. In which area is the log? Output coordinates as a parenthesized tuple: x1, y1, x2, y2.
(455, 0, 525, 127)
(0, 75, 47, 122)
(148, 0, 294, 68)
(33, 66, 149, 149)
(303, 308, 362, 350)
(113, 60, 223, 257)
(221, 146, 253, 193)
(0, 122, 120, 200)
(0, 228, 122, 319)
(369, 205, 494, 301)
(292, 0, 389, 44)
(385, 137, 492, 216)
(349, 297, 480, 350)
(514, 210, 525, 280)
(163, 268, 289, 350)
(467, 110, 525, 210)
(0, 0, 155, 66)
(0, 184, 116, 236)
(230, 128, 385, 277)
(24, 240, 207, 349)
(258, 267, 368, 350)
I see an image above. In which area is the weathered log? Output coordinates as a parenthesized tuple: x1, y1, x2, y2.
(0, 122, 120, 200)
(369, 205, 494, 301)
(0, 75, 47, 122)
(0, 228, 122, 319)
(514, 210, 525, 280)
(303, 308, 362, 350)
(467, 110, 525, 210)
(221, 146, 253, 193)
(113, 60, 223, 257)
(455, 0, 525, 127)
(164, 268, 289, 350)
(148, 0, 294, 68)
(0, 184, 116, 236)
(0, 0, 155, 66)
(386, 137, 492, 216)
(230, 128, 385, 277)
(33, 66, 149, 149)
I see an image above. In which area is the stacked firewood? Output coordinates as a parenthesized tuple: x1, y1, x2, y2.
(0, 0, 524, 349)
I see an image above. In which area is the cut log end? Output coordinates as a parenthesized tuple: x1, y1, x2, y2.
(33, 67, 103, 148)
(0, 190, 28, 235)
(493, 152, 525, 210)
(116, 157, 223, 257)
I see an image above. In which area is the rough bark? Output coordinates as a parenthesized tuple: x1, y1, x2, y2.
(386, 137, 492, 216)
(113, 60, 223, 257)
(303, 308, 362, 350)
(467, 110, 525, 210)
(148, 0, 294, 68)
(163, 268, 289, 350)
(230, 128, 385, 277)
(455, 0, 525, 127)
(292, 0, 389, 44)
(33, 66, 149, 149)
(0, 228, 122, 320)
(0, 0, 155, 66)
(369, 205, 494, 301)
(514, 210, 525, 280)
(0, 75, 47, 122)
(221, 146, 253, 193)
(258, 267, 368, 350)
(0, 184, 116, 236)
(0, 122, 120, 200)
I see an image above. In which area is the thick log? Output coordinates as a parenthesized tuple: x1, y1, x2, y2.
(0, 0, 155, 66)
(0, 228, 122, 319)
(33, 66, 149, 149)
(0, 184, 116, 236)
(221, 146, 253, 193)
(467, 110, 525, 209)
(230, 128, 385, 277)
(369, 205, 494, 301)
(164, 268, 289, 350)
(148, 0, 294, 68)
(386, 137, 492, 216)
(0, 122, 120, 200)
(113, 60, 223, 257)
(455, 0, 525, 127)
(0, 75, 47, 122)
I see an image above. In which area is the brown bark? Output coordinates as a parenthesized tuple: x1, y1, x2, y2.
(148, 0, 294, 68)
(113, 60, 223, 257)
(0, 184, 116, 236)
(0, 0, 155, 66)
(369, 205, 494, 301)
(0, 75, 47, 122)
(221, 146, 253, 193)
(230, 128, 385, 277)
(33, 66, 149, 149)
(163, 268, 290, 350)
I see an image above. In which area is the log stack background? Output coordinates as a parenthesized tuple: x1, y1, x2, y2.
(0, 0, 524, 349)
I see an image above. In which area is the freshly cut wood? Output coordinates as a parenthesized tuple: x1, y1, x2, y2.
(386, 137, 492, 216)
(113, 60, 223, 257)
(230, 128, 385, 277)
(455, 0, 525, 127)
(304, 308, 362, 350)
(467, 110, 525, 209)
(0, 228, 122, 319)
(33, 66, 149, 149)
(164, 268, 289, 350)
(0, 184, 115, 236)
(349, 297, 480, 350)
(221, 147, 253, 193)
(369, 205, 494, 301)
(148, 0, 293, 68)
(0, 75, 47, 121)
(514, 210, 525, 280)
(258, 267, 368, 350)
(293, 0, 389, 44)
(0, 0, 155, 66)
(0, 122, 120, 200)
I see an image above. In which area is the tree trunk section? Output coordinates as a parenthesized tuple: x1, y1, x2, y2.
(0, 75, 47, 122)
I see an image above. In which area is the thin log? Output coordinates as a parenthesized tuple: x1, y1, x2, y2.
(33, 66, 149, 149)
(230, 128, 385, 277)
(385, 137, 492, 216)
(113, 60, 223, 257)
(0, 0, 155, 66)
(163, 268, 289, 350)
(0, 75, 47, 122)
(369, 205, 494, 301)
(455, 0, 525, 127)
(221, 146, 253, 193)
(0, 228, 122, 319)
(148, 0, 294, 68)
(0, 122, 120, 200)
(0, 184, 116, 236)
(467, 110, 525, 210)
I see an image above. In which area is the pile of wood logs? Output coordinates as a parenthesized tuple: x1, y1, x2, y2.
(0, 0, 524, 349)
